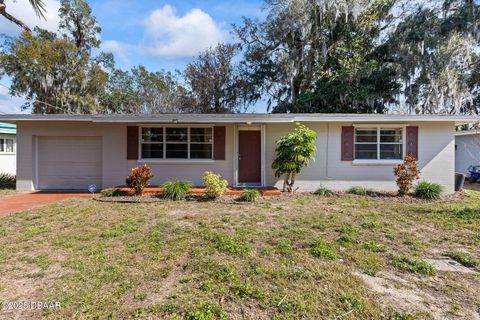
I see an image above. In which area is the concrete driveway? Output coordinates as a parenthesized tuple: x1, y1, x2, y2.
(0, 192, 92, 217)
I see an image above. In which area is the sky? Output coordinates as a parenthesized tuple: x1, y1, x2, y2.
(0, 0, 267, 114)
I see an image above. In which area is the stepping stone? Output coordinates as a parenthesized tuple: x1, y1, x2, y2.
(425, 258, 476, 273)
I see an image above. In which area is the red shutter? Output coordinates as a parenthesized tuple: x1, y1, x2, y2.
(213, 126, 226, 160)
(406, 126, 418, 160)
(341, 126, 354, 161)
(127, 126, 139, 160)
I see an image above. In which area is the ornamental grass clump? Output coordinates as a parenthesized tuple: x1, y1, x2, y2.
(393, 156, 420, 196)
(161, 180, 192, 201)
(239, 189, 261, 202)
(414, 181, 443, 200)
(126, 164, 154, 195)
(202, 171, 228, 199)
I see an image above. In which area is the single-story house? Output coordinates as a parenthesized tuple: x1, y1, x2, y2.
(0, 122, 16, 175)
(455, 129, 480, 174)
(0, 114, 477, 193)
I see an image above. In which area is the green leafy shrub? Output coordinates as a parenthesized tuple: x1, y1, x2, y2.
(0, 173, 15, 189)
(391, 255, 435, 275)
(310, 239, 338, 259)
(126, 164, 154, 195)
(313, 186, 335, 196)
(101, 188, 129, 197)
(414, 181, 442, 200)
(202, 171, 228, 199)
(348, 186, 368, 196)
(239, 189, 261, 202)
(161, 180, 192, 200)
(445, 251, 478, 267)
(271, 123, 317, 192)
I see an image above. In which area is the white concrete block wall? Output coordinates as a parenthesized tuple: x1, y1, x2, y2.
(0, 154, 16, 175)
(15, 120, 456, 193)
(266, 121, 456, 193)
(15, 121, 235, 191)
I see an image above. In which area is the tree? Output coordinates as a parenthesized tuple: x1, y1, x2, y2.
(384, 0, 480, 114)
(184, 43, 245, 113)
(0, 0, 111, 114)
(101, 66, 193, 114)
(59, 0, 101, 51)
(235, 0, 399, 113)
(272, 123, 317, 192)
(0, 0, 46, 32)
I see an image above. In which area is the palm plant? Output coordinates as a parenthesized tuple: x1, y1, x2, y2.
(0, 0, 46, 32)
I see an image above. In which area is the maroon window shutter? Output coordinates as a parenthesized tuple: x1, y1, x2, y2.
(406, 126, 418, 160)
(213, 126, 226, 160)
(127, 126, 139, 160)
(341, 126, 354, 161)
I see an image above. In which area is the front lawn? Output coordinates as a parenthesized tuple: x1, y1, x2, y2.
(0, 192, 479, 319)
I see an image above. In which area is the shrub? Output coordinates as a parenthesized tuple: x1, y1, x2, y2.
(391, 255, 435, 275)
(239, 189, 261, 202)
(126, 164, 154, 195)
(445, 251, 478, 267)
(202, 171, 228, 199)
(393, 156, 420, 196)
(310, 239, 338, 259)
(0, 173, 16, 189)
(348, 186, 368, 196)
(161, 180, 192, 201)
(314, 186, 335, 196)
(271, 123, 317, 192)
(101, 188, 129, 197)
(414, 181, 442, 200)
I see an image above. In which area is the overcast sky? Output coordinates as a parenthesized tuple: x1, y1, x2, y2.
(0, 0, 267, 114)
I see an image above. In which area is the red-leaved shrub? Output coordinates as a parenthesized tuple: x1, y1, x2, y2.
(393, 156, 420, 196)
(126, 164, 154, 195)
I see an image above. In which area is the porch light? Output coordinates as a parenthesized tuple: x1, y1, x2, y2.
(246, 122, 252, 125)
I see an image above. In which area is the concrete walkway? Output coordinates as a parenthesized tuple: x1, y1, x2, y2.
(0, 192, 92, 217)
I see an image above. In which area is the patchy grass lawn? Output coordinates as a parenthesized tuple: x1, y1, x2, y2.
(0, 191, 479, 319)
(0, 189, 17, 197)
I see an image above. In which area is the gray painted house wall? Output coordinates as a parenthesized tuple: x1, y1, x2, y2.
(455, 133, 480, 174)
(15, 120, 456, 193)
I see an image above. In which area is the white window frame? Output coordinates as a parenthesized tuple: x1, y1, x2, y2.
(138, 125, 214, 163)
(0, 135, 16, 155)
(353, 124, 406, 165)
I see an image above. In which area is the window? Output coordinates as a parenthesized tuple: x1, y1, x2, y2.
(354, 128, 403, 160)
(140, 127, 213, 160)
(0, 137, 15, 153)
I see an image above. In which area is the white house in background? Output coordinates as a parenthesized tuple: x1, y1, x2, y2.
(0, 114, 477, 193)
(0, 122, 16, 175)
(455, 129, 480, 174)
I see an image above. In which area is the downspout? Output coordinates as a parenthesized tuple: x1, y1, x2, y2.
(325, 123, 330, 179)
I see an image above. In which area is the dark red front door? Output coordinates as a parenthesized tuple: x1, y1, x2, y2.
(238, 130, 261, 184)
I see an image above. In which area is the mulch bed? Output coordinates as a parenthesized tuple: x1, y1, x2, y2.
(93, 190, 468, 204)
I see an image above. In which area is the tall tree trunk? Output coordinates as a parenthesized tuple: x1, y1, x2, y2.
(0, 0, 31, 32)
